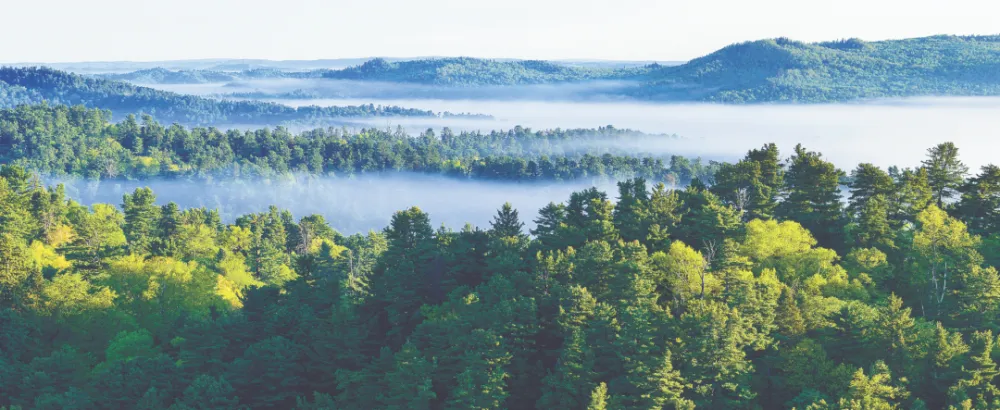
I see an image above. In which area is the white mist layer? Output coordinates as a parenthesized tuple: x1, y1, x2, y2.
(51, 174, 624, 234)
(259, 96, 1000, 171)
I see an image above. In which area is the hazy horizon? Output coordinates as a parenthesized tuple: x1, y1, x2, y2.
(2, 0, 997, 63)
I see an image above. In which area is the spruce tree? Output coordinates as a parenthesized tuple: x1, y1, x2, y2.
(777, 144, 846, 250)
(922, 142, 969, 207)
(489, 202, 525, 239)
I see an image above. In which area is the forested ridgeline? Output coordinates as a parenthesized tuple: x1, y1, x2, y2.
(222, 35, 1000, 103)
(3, 138, 1000, 409)
(0, 104, 712, 183)
(96, 67, 326, 85)
(0, 67, 444, 126)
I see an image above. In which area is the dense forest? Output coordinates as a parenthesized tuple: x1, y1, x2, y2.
(179, 35, 1000, 103)
(0, 67, 447, 126)
(638, 35, 1000, 102)
(0, 104, 710, 183)
(320, 58, 651, 86)
(4, 101, 1000, 408)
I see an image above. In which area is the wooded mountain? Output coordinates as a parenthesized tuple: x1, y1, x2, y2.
(636, 35, 1000, 102)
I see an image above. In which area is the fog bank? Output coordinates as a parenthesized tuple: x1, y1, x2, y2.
(265, 96, 1000, 171)
(51, 174, 624, 234)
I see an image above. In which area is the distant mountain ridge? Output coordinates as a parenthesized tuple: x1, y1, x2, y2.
(11, 35, 1000, 103)
(316, 35, 1000, 102)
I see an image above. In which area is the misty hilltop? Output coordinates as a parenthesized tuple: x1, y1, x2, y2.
(0, 67, 472, 126)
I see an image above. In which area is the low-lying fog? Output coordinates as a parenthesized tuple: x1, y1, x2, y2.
(143, 80, 1000, 171)
(53, 174, 622, 234)
(78, 82, 1000, 233)
(263, 97, 1000, 172)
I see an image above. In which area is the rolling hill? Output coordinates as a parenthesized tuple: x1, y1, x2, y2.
(13, 35, 1000, 104)
(320, 57, 654, 86)
(635, 35, 1000, 102)
(312, 35, 1000, 102)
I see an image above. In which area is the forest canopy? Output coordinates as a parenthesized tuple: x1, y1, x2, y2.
(0, 104, 711, 183)
(3, 116, 1000, 408)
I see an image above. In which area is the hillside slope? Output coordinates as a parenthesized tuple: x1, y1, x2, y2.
(314, 36, 1000, 102)
(635, 35, 1000, 102)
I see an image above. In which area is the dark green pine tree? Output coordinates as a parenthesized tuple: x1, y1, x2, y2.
(613, 178, 651, 243)
(153, 201, 182, 256)
(848, 163, 896, 217)
(564, 187, 618, 248)
(379, 341, 436, 410)
(922, 142, 969, 207)
(537, 327, 596, 409)
(531, 202, 568, 252)
(122, 187, 160, 255)
(0, 165, 36, 241)
(489, 202, 526, 239)
(237, 208, 294, 286)
(446, 329, 511, 410)
(609, 303, 688, 410)
(846, 194, 896, 251)
(711, 143, 783, 221)
(889, 166, 933, 226)
(777, 144, 846, 250)
(29, 183, 71, 244)
(229, 336, 306, 408)
(366, 207, 437, 349)
(955, 164, 1000, 236)
(171, 375, 240, 410)
(775, 287, 806, 338)
(644, 183, 683, 254)
(948, 330, 1000, 408)
(674, 180, 742, 255)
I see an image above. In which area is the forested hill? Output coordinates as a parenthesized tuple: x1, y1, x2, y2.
(321, 57, 653, 86)
(0, 67, 440, 126)
(308, 35, 1000, 102)
(637, 35, 1000, 102)
(79, 36, 1000, 102)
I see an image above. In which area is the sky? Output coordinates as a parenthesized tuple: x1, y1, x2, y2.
(2, 0, 997, 63)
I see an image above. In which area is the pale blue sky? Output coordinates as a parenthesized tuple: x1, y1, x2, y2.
(2, 0, 996, 63)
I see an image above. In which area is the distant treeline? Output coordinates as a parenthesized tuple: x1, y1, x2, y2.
(0, 104, 714, 184)
(145, 35, 1000, 104)
(0, 67, 444, 126)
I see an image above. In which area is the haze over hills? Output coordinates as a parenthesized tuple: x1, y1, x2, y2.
(0, 66, 483, 126)
(10, 3, 1000, 406)
(9, 57, 680, 76)
(82, 35, 1000, 103)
